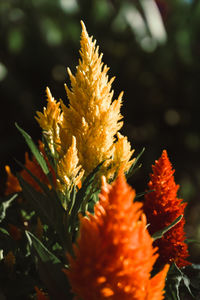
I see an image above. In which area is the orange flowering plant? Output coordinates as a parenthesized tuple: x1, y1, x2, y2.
(0, 21, 199, 300)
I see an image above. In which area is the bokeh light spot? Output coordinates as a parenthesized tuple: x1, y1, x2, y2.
(164, 109, 180, 126)
(8, 28, 24, 53)
(0, 62, 7, 81)
(185, 133, 200, 151)
(9, 8, 24, 22)
(41, 18, 62, 46)
(60, 0, 78, 13)
(0, 62, 8, 81)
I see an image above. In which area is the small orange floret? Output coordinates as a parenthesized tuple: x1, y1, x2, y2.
(35, 286, 49, 300)
(143, 150, 190, 268)
(8, 224, 22, 241)
(65, 170, 169, 300)
(5, 141, 56, 195)
(5, 165, 21, 195)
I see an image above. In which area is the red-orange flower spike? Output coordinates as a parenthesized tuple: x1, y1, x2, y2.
(65, 171, 169, 300)
(143, 150, 190, 268)
(5, 141, 56, 195)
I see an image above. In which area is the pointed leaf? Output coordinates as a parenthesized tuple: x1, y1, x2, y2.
(166, 263, 195, 299)
(82, 160, 105, 190)
(42, 134, 58, 169)
(17, 175, 72, 252)
(69, 160, 105, 231)
(68, 185, 77, 213)
(15, 123, 49, 175)
(186, 264, 200, 294)
(0, 194, 18, 223)
(26, 231, 60, 264)
(26, 231, 72, 300)
(186, 239, 200, 245)
(126, 148, 145, 179)
(135, 189, 155, 200)
(152, 215, 183, 241)
(17, 174, 51, 222)
(0, 227, 10, 236)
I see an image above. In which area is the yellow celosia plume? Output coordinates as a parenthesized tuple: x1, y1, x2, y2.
(57, 136, 84, 192)
(35, 89, 84, 193)
(108, 132, 135, 179)
(36, 20, 134, 185)
(35, 87, 61, 155)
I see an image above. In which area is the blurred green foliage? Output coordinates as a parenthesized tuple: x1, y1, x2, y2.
(1, 0, 200, 261)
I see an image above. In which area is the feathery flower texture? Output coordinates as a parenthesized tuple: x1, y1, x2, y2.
(5, 21, 134, 196)
(36, 21, 134, 183)
(65, 171, 169, 300)
(143, 150, 190, 268)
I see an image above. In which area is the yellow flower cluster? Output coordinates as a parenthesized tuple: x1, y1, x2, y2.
(57, 136, 84, 192)
(36, 21, 134, 190)
(36, 87, 61, 156)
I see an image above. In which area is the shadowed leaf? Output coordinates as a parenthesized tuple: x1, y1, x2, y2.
(15, 123, 49, 175)
(152, 215, 183, 241)
(0, 194, 18, 223)
(26, 231, 72, 300)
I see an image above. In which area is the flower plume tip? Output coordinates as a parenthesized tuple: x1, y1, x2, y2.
(80, 20, 86, 33)
(46, 86, 53, 101)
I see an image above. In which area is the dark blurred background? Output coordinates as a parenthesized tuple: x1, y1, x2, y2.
(1, 0, 200, 261)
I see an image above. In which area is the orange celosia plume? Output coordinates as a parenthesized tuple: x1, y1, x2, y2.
(5, 141, 56, 195)
(143, 150, 190, 268)
(65, 171, 169, 300)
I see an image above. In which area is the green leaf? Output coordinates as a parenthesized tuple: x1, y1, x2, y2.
(0, 227, 10, 236)
(0, 194, 18, 223)
(26, 231, 72, 300)
(178, 264, 200, 298)
(15, 123, 49, 175)
(26, 231, 60, 264)
(68, 185, 77, 213)
(135, 189, 155, 200)
(21, 209, 35, 221)
(186, 239, 200, 245)
(42, 134, 58, 169)
(69, 160, 105, 232)
(165, 263, 194, 300)
(126, 147, 145, 179)
(17, 174, 50, 220)
(17, 175, 72, 253)
(152, 215, 183, 241)
(81, 160, 105, 190)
